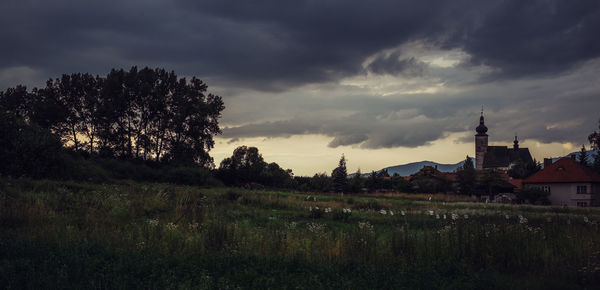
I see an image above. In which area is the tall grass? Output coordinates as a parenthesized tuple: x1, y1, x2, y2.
(1, 178, 599, 288)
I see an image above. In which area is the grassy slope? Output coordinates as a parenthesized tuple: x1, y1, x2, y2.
(1, 178, 599, 289)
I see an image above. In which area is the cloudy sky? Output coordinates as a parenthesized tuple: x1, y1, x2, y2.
(2, 0, 600, 175)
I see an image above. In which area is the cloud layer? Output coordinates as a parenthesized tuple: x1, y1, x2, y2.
(1, 0, 600, 151)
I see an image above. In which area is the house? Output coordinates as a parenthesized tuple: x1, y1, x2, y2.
(475, 112, 533, 170)
(522, 157, 600, 207)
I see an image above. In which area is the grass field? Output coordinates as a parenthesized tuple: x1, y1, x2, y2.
(1, 178, 599, 289)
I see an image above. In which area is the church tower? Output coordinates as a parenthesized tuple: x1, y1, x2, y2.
(475, 111, 488, 170)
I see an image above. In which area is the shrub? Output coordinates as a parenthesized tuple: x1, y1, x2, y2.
(516, 187, 550, 205)
(0, 112, 67, 179)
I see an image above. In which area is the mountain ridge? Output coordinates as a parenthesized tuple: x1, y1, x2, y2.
(353, 149, 598, 177)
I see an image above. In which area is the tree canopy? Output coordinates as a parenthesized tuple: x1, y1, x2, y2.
(217, 146, 293, 187)
(0, 67, 224, 167)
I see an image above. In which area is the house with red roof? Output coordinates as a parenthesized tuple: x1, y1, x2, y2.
(522, 157, 600, 207)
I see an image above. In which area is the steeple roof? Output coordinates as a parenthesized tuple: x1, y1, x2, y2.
(476, 111, 488, 136)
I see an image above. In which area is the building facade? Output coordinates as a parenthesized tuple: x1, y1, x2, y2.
(523, 157, 600, 207)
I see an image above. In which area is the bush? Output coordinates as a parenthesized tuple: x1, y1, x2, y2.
(0, 112, 67, 179)
(162, 166, 220, 186)
(516, 187, 550, 205)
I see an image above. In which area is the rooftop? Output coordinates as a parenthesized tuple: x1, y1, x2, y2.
(523, 157, 600, 183)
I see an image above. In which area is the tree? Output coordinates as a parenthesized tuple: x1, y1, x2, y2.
(0, 111, 66, 178)
(589, 118, 600, 151)
(349, 168, 364, 193)
(508, 158, 541, 179)
(331, 154, 348, 193)
(391, 174, 412, 193)
(587, 118, 600, 172)
(478, 169, 507, 197)
(456, 155, 476, 195)
(366, 171, 379, 192)
(579, 145, 589, 166)
(217, 146, 293, 187)
(218, 146, 267, 185)
(1, 67, 225, 167)
(310, 173, 333, 192)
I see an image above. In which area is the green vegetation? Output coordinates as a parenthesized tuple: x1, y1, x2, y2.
(2, 178, 599, 289)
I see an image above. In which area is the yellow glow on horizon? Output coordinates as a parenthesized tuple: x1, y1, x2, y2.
(212, 133, 579, 176)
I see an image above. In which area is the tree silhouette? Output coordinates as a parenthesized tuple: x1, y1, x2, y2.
(331, 154, 348, 192)
(456, 155, 476, 195)
(579, 145, 589, 166)
(0, 67, 225, 167)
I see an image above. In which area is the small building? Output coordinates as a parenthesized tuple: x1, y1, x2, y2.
(522, 157, 600, 207)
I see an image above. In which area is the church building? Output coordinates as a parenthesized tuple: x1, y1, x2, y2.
(475, 112, 533, 171)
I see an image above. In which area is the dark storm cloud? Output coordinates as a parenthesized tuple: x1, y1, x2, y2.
(1, 0, 599, 89)
(220, 58, 600, 149)
(2, 0, 600, 149)
(223, 110, 466, 149)
(446, 1, 600, 79)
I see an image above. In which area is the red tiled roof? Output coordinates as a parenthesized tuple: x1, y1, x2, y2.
(523, 157, 600, 183)
(508, 179, 523, 189)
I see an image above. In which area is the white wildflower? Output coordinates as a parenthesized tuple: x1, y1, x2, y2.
(584, 216, 589, 223)
(451, 213, 459, 220)
(389, 210, 394, 216)
(307, 222, 325, 233)
(505, 214, 510, 220)
(519, 215, 528, 224)
(429, 210, 434, 216)
(287, 221, 297, 230)
(401, 210, 406, 216)
(324, 207, 332, 213)
(443, 214, 447, 220)
(464, 214, 469, 219)
(166, 222, 178, 230)
(358, 221, 374, 231)
(428, 196, 432, 201)
(379, 209, 387, 215)
(147, 218, 159, 227)
(436, 214, 440, 219)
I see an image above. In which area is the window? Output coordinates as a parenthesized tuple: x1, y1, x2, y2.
(542, 186, 551, 193)
(577, 202, 588, 207)
(577, 185, 587, 194)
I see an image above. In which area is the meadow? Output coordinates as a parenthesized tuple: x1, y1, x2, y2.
(1, 178, 599, 289)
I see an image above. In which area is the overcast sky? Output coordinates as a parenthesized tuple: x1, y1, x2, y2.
(2, 0, 600, 175)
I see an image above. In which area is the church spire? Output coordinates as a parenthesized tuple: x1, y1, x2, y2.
(476, 108, 488, 136)
(513, 134, 519, 150)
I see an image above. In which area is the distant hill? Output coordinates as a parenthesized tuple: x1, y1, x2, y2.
(350, 160, 471, 177)
(352, 149, 599, 177)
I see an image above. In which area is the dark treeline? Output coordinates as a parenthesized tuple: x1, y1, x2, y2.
(1, 67, 224, 166)
(1, 67, 224, 182)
